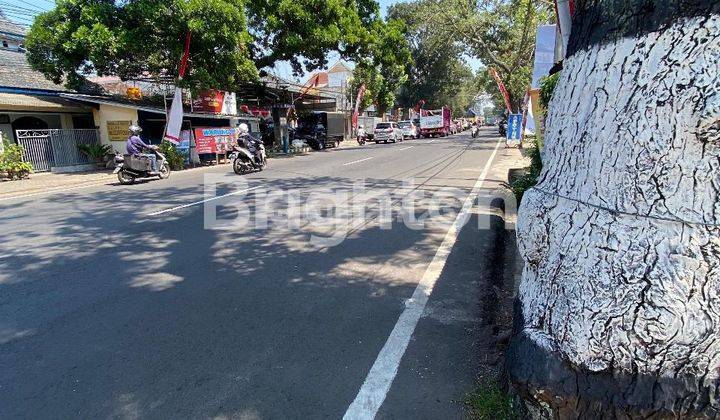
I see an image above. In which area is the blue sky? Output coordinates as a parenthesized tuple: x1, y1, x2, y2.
(1, 0, 482, 81)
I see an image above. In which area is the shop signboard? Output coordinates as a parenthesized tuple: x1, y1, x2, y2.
(192, 90, 237, 115)
(193, 127, 235, 154)
(107, 120, 132, 141)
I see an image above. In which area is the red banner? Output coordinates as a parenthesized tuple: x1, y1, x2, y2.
(193, 127, 235, 154)
(490, 68, 513, 113)
(352, 84, 366, 129)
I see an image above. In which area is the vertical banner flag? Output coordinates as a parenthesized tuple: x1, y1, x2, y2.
(554, 0, 575, 58)
(352, 83, 366, 129)
(164, 32, 192, 144)
(490, 68, 513, 113)
(163, 87, 183, 144)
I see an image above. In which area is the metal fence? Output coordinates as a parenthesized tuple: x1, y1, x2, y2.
(15, 129, 100, 172)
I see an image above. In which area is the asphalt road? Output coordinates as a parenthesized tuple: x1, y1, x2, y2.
(0, 128, 504, 419)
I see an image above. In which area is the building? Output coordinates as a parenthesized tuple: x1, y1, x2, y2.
(0, 10, 25, 52)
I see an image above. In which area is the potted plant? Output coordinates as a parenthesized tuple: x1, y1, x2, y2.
(78, 143, 114, 167)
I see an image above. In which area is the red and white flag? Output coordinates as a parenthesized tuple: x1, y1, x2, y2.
(352, 83, 366, 129)
(490, 68, 513, 113)
(163, 32, 192, 145)
(163, 87, 183, 144)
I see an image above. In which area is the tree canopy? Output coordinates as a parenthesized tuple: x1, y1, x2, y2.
(388, 1, 478, 116)
(26, 0, 408, 93)
(348, 18, 411, 117)
(390, 0, 554, 112)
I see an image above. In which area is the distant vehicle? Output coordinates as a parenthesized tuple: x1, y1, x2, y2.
(296, 112, 345, 150)
(420, 107, 451, 137)
(374, 122, 403, 143)
(397, 120, 419, 139)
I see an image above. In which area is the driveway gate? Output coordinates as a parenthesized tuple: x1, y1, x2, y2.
(15, 129, 101, 172)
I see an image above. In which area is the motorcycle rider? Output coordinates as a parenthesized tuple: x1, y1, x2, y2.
(125, 124, 158, 172)
(357, 124, 366, 144)
(237, 123, 263, 165)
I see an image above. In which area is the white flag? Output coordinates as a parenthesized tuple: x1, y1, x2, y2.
(163, 87, 183, 144)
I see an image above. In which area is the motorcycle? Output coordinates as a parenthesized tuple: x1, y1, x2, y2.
(356, 131, 367, 145)
(498, 116, 508, 137)
(231, 142, 267, 175)
(471, 126, 479, 138)
(114, 147, 170, 185)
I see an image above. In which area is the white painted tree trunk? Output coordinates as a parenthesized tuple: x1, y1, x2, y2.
(510, 10, 720, 418)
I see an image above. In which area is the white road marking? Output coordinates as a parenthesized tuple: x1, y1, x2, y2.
(343, 138, 503, 420)
(426, 139, 435, 143)
(0, 254, 12, 259)
(147, 186, 262, 216)
(398, 146, 413, 151)
(343, 157, 375, 166)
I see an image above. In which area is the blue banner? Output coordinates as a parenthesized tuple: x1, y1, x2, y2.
(507, 114, 523, 140)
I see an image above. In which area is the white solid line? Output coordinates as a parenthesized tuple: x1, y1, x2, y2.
(343, 157, 375, 166)
(398, 146, 413, 151)
(147, 186, 262, 216)
(343, 138, 503, 420)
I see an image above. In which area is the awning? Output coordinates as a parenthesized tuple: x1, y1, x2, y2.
(0, 92, 91, 113)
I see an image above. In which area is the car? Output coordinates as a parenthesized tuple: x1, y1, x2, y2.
(373, 122, 403, 143)
(397, 120, 419, 139)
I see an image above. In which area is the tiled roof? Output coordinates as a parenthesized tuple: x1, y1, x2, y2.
(0, 12, 26, 37)
(0, 49, 69, 92)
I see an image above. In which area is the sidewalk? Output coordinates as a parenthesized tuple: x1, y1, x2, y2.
(375, 138, 530, 419)
(0, 170, 116, 199)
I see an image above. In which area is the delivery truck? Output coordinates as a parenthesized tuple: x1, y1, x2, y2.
(420, 107, 451, 138)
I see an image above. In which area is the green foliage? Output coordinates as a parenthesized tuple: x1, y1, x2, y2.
(26, 0, 405, 91)
(0, 141, 33, 180)
(78, 143, 114, 160)
(539, 72, 560, 109)
(389, 2, 477, 115)
(463, 380, 517, 420)
(398, 0, 554, 111)
(158, 141, 186, 171)
(348, 18, 411, 116)
(511, 137, 543, 203)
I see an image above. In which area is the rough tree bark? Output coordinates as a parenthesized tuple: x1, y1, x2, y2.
(509, 1, 720, 418)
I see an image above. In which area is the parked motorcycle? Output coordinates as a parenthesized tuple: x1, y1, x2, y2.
(231, 142, 267, 175)
(114, 147, 170, 185)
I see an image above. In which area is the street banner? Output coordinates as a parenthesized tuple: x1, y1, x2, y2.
(193, 127, 234, 154)
(163, 87, 183, 144)
(352, 83, 366, 129)
(192, 90, 237, 115)
(554, 0, 575, 58)
(490, 68, 513, 113)
(506, 114, 523, 146)
(163, 31, 191, 145)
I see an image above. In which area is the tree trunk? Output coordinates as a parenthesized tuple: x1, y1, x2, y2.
(509, 1, 720, 418)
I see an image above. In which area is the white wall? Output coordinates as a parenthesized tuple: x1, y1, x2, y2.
(93, 104, 138, 153)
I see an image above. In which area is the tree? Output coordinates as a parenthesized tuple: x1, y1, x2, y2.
(509, 1, 720, 417)
(26, 0, 258, 91)
(244, 0, 379, 75)
(348, 19, 411, 117)
(408, 0, 553, 111)
(389, 1, 479, 116)
(25, 0, 393, 91)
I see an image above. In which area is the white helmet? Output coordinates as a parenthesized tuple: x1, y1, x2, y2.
(129, 124, 142, 134)
(238, 123, 249, 134)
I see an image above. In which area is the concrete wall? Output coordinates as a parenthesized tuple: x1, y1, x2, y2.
(93, 104, 138, 153)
